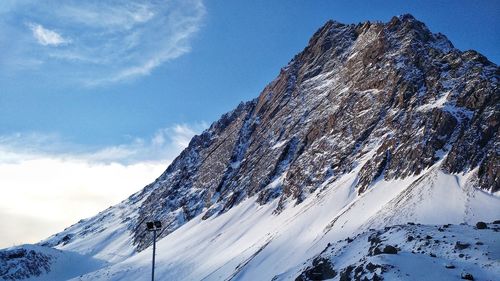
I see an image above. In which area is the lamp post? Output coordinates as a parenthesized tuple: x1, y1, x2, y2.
(146, 220, 162, 281)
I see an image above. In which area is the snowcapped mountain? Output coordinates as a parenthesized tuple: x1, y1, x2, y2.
(1, 14, 499, 281)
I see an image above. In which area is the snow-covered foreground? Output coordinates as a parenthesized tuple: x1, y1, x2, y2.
(3, 165, 496, 281)
(295, 222, 500, 281)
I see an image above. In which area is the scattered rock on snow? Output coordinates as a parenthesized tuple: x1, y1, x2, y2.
(475, 222, 487, 229)
(295, 257, 336, 281)
(455, 241, 470, 250)
(461, 272, 474, 280)
(382, 245, 398, 254)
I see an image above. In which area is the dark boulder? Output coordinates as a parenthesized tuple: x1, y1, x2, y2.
(475, 221, 487, 229)
(382, 245, 398, 254)
(455, 241, 470, 250)
(295, 258, 337, 281)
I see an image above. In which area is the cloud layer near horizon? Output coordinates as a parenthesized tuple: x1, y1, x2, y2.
(0, 123, 207, 248)
(0, 0, 205, 85)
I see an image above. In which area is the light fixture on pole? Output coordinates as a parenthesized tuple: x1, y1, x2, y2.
(146, 220, 162, 281)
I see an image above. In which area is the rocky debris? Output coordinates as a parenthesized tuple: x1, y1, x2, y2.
(296, 222, 498, 281)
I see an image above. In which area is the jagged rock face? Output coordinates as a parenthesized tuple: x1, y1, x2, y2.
(132, 14, 498, 251)
(0, 248, 52, 280)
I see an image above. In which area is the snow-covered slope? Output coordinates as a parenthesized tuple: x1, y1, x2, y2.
(66, 165, 499, 280)
(4, 163, 498, 281)
(1, 14, 498, 281)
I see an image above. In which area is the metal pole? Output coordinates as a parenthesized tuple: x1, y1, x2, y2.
(152, 229, 156, 281)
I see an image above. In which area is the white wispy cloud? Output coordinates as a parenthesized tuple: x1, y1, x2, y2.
(0, 122, 207, 248)
(0, 122, 208, 165)
(1, 0, 205, 85)
(28, 23, 69, 46)
(56, 2, 155, 29)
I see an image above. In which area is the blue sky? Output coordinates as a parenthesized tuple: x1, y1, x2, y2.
(1, 0, 499, 149)
(0, 0, 498, 247)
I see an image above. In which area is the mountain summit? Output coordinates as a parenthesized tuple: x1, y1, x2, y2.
(1, 14, 499, 281)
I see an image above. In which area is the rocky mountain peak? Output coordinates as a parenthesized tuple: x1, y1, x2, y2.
(40, 15, 498, 254)
(127, 14, 498, 250)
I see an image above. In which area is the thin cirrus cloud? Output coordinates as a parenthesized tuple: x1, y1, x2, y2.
(0, 122, 207, 248)
(28, 23, 69, 46)
(1, 0, 205, 85)
(0, 122, 208, 165)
